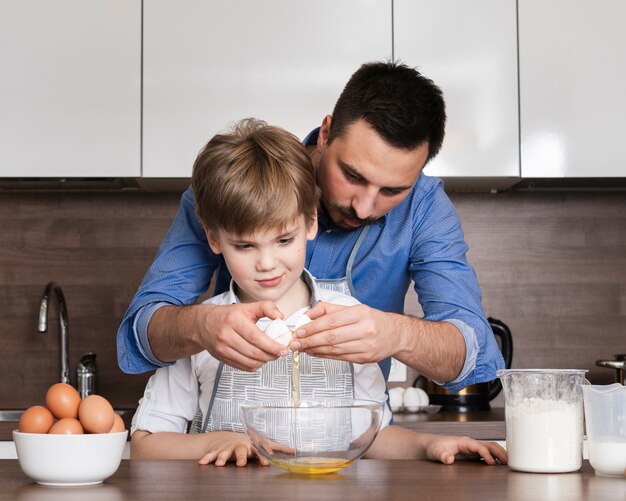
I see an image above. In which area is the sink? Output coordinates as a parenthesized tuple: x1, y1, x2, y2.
(0, 409, 132, 422)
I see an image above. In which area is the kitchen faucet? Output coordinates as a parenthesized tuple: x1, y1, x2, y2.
(38, 282, 70, 385)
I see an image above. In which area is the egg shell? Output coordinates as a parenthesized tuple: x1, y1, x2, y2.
(45, 382, 81, 419)
(79, 395, 115, 433)
(265, 319, 292, 347)
(293, 314, 311, 330)
(108, 413, 125, 433)
(49, 417, 84, 434)
(18, 406, 55, 434)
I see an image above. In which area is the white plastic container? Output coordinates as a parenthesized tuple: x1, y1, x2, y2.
(582, 383, 626, 476)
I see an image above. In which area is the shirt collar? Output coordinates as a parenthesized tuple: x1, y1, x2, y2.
(302, 127, 320, 146)
(225, 268, 321, 308)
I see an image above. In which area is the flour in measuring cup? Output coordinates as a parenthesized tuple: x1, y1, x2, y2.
(505, 397, 584, 473)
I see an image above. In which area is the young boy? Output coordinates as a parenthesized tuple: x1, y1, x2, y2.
(130, 118, 507, 467)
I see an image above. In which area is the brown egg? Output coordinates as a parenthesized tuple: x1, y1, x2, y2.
(49, 417, 84, 434)
(45, 383, 81, 419)
(78, 395, 115, 433)
(108, 413, 125, 433)
(18, 405, 54, 433)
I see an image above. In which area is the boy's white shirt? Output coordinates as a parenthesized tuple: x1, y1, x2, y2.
(131, 270, 391, 436)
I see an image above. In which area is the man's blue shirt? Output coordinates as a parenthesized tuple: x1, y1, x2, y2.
(116, 132, 504, 393)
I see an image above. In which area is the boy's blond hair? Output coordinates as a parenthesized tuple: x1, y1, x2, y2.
(192, 118, 318, 235)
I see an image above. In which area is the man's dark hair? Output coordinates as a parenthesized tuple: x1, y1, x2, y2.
(328, 61, 446, 163)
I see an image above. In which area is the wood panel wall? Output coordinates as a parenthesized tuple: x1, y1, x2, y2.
(1, 189, 625, 410)
(0, 191, 179, 409)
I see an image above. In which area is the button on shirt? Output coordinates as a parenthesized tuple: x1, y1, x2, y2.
(116, 129, 504, 393)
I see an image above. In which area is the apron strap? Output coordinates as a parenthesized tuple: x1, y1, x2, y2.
(201, 361, 225, 433)
(346, 225, 370, 298)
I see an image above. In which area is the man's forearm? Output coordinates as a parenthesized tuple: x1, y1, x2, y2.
(391, 313, 466, 382)
(148, 304, 206, 363)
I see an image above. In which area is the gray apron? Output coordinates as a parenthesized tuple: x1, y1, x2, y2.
(189, 225, 370, 435)
(193, 354, 354, 434)
(315, 225, 369, 298)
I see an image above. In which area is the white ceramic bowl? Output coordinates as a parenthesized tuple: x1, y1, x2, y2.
(241, 399, 384, 474)
(13, 430, 127, 486)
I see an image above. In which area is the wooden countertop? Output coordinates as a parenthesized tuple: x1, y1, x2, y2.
(2, 458, 623, 500)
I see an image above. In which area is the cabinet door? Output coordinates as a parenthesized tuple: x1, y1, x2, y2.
(143, 0, 391, 178)
(394, 0, 519, 179)
(519, 0, 626, 178)
(0, 1, 141, 178)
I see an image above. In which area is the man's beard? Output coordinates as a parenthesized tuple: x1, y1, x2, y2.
(323, 200, 379, 229)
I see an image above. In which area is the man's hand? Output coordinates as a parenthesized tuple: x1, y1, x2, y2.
(288, 302, 398, 364)
(150, 301, 288, 371)
(287, 302, 466, 382)
(195, 302, 290, 371)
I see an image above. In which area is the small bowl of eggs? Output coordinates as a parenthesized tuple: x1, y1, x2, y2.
(13, 383, 127, 486)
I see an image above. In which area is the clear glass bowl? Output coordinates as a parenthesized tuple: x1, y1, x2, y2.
(241, 399, 384, 474)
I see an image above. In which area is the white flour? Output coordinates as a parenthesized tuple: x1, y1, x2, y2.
(506, 397, 584, 473)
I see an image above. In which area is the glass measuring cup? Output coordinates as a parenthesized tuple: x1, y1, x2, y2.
(497, 369, 588, 473)
(582, 383, 626, 476)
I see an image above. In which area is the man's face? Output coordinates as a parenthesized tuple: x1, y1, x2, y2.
(315, 117, 429, 230)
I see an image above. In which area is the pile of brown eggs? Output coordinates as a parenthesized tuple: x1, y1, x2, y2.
(18, 383, 124, 434)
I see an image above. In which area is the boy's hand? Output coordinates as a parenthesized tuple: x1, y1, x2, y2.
(196, 301, 288, 371)
(198, 432, 270, 467)
(425, 435, 508, 465)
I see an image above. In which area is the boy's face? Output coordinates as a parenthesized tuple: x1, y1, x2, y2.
(315, 117, 428, 230)
(205, 215, 317, 304)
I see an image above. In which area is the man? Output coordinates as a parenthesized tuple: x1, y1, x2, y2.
(117, 61, 504, 392)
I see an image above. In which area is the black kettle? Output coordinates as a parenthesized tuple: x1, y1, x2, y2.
(413, 317, 513, 412)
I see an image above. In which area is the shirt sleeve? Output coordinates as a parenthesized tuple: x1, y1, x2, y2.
(353, 362, 392, 430)
(408, 179, 504, 393)
(116, 186, 221, 374)
(130, 356, 199, 435)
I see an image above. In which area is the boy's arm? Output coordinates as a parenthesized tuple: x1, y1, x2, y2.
(131, 430, 269, 467)
(364, 425, 507, 465)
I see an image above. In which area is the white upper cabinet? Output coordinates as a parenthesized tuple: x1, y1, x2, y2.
(143, 0, 392, 178)
(519, 0, 626, 178)
(394, 0, 519, 180)
(0, 1, 141, 178)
